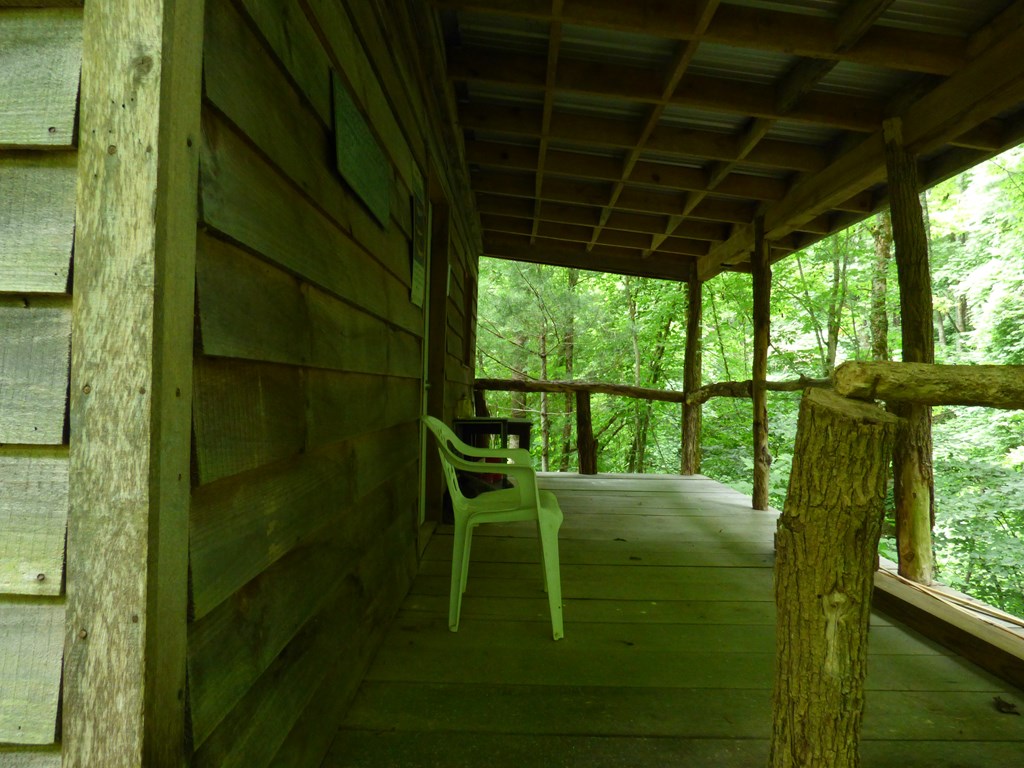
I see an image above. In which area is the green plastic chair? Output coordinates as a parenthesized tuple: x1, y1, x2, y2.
(423, 416, 564, 640)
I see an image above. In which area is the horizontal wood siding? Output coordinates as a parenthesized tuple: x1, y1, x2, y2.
(186, 0, 479, 765)
(0, 6, 80, 757)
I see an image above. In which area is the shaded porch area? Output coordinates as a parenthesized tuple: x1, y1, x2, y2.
(325, 474, 1024, 767)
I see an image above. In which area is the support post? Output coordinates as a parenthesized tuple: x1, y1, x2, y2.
(681, 272, 703, 474)
(751, 216, 771, 510)
(576, 390, 597, 475)
(770, 389, 901, 768)
(64, 1, 204, 765)
(883, 117, 935, 585)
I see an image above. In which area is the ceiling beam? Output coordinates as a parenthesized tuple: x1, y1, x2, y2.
(460, 103, 829, 172)
(435, 0, 963, 74)
(698, 21, 1024, 280)
(483, 231, 696, 281)
(449, 48, 882, 131)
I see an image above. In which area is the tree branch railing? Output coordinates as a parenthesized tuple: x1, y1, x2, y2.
(474, 374, 832, 474)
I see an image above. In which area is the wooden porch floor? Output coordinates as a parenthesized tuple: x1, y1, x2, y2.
(323, 474, 1024, 767)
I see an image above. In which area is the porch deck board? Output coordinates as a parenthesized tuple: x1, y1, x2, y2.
(323, 474, 1024, 767)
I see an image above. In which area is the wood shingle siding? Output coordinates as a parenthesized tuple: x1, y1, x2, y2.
(0, 3, 81, 755)
(0, 9, 81, 147)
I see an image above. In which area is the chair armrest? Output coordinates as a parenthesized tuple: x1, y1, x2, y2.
(452, 442, 531, 463)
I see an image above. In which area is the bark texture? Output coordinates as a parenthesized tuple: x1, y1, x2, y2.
(833, 362, 1024, 409)
(752, 217, 771, 510)
(883, 118, 935, 585)
(770, 389, 901, 768)
(576, 390, 597, 475)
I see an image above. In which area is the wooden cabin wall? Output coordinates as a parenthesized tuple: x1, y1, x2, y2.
(0, 3, 81, 763)
(187, 1, 479, 766)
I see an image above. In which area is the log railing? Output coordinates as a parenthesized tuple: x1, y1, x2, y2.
(474, 374, 830, 475)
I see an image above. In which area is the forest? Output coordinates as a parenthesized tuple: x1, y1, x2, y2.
(475, 146, 1024, 619)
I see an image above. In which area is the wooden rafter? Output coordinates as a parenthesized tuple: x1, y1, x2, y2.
(443, 0, 1024, 282)
(531, 0, 563, 243)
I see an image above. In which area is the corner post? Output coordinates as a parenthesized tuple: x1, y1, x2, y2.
(681, 271, 703, 475)
(752, 216, 771, 510)
(576, 390, 597, 475)
(883, 117, 936, 585)
(64, 1, 205, 765)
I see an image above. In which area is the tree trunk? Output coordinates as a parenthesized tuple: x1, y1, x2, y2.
(539, 329, 549, 470)
(752, 217, 771, 510)
(870, 211, 891, 362)
(626, 278, 644, 473)
(511, 334, 528, 419)
(825, 235, 850, 374)
(681, 274, 703, 474)
(884, 117, 935, 585)
(559, 269, 578, 471)
(576, 390, 597, 475)
(770, 389, 901, 768)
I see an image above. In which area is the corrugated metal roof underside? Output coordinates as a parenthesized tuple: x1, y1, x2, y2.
(442, 0, 1024, 281)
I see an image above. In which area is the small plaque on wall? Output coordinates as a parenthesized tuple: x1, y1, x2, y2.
(332, 70, 390, 227)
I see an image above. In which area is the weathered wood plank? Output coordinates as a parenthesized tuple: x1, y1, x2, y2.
(192, 358, 306, 485)
(195, 232, 422, 377)
(424, 532, 775, 567)
(62, 0, 203, 764)
(304, 0, 425, 181)
(188, 478, 415, 748)
(0, 747, 62, 767)
(0, 9, 81, 147)
(232, 0, 332, 124)
(0, 599, 64, 745)
(307, 289, 422, 379)
(364, 641, 985, 693)
(324, 731, 1024, 768)
(0, 447, 68, 596)
(204, 0, 413, 250)
(0, 299, 70, 445)
(192, 512, 416, 768)
(402, 592, 777, 626)
(265, 539, 413, 768)
(413, 563, 772, 602)
(385, 610, 942, 655)
(190, 428, 418, 619)
(199, 112, 422, 335)
(0, 153, 76, 292)
(306, 370, 420, 448)
(342, 682, 1021, 741)
(195, 232, 309, 365)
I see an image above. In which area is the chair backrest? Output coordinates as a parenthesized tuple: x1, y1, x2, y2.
(423, 416, 473, 504)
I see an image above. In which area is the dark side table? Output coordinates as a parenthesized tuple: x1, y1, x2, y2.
(453, 417, 532, 450)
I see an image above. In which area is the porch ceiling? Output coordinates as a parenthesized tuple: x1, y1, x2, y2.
(437, 0, 1024, 281)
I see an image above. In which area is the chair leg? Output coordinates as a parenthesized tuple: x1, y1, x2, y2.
(449, 518, 469, 632)
(538, 515, 564, 640)
(459, 523, 474, 596)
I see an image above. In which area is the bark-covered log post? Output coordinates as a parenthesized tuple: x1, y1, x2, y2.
(576, 390, 597, 475)
(770, 389, 901, 768)
(681, 272, 703, 475)
(883, 117, 936, 585)
(752, 216, 771, 510)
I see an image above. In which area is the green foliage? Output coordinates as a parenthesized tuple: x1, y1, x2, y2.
(476, 146, 1024, 618)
